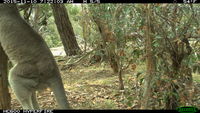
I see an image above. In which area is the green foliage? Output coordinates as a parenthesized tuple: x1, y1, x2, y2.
(17, 4, 200, 109)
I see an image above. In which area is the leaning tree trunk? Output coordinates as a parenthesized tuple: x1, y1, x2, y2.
(92, 17, 119, 74)
(0, 45, 11, 109)
(141, 4, 156, 109)
(91, 16, 123, 89)
(51, 4, 81, 56)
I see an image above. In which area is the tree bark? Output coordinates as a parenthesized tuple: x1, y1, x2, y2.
(91, 15, 124, 89)
(51, 4, 81, 56)
(0, 45, 11, 109)
(141, 4, 156, 109)
(32, 5, 41, 32)
(81, 5, 87, 53)
(92, 17, 119, 74)
(118, 65, 124, 90)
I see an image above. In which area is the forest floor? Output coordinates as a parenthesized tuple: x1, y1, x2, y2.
(10, 56, 200, 109)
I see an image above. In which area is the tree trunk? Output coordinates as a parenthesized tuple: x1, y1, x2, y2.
(91, 16, 124, 89)
(51, 4, 81, 56)
(141, 4, 156, 109)
(81, 5, 87, 53)
(22, 4, 32, 23)
(32, 5, 41, 32)
(165, 60, 179, 109)
(0, 45, 11, 109)
(92, 17, 119, 74)
(118, 65, 124, 90)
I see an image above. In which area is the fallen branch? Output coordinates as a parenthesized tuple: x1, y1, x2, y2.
(65, 47, 99, 66)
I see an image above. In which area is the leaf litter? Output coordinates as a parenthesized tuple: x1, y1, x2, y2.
(10, 57, 200, 109)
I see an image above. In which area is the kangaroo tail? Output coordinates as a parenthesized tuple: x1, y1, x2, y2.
(48, 76, 71, 109)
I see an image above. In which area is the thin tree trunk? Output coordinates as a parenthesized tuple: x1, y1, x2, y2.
(83, 25, 87, 53)
(118, 64, 124, 90)
(0, 45, 11, 109)
(92, 17, 119, 73)
(32, 5, 41, 32)
(141, 4, 156, 109)
(165, 61, 179, 109)
(51, 4, 81, 56)
(81, 5, 87, 53)
(91, 16, 124, 89)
